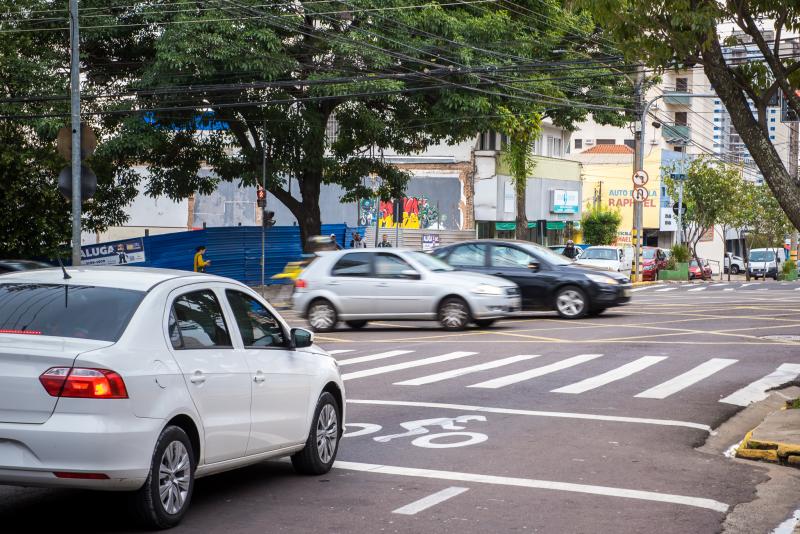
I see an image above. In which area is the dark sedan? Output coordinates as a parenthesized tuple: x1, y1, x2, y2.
(432, 240, 632, 319)
(0, 259, 52, 274)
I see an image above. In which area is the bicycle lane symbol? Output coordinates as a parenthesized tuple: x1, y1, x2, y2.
(344, 415, 488, 449)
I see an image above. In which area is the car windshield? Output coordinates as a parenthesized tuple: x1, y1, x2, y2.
(407, 251, 455, 272)
(516, 242, 572, 266)
(690, 260, 705, 267)
(581, 249, 618, 261)
(750, 251, 775, 262)
(642, 249, 656, 260)
(0, 283, 145, 341)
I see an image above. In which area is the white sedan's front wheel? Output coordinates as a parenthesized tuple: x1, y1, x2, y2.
(131, 425, 195, 529)
(291, 392, 341, 475)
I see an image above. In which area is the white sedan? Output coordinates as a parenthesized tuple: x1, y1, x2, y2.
(0, 266, 344, 529)
(575, 246, 632, 273)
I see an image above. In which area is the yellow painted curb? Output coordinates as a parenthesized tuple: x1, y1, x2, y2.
(736, 429, 800, 466)
(736, 448, 780, 462)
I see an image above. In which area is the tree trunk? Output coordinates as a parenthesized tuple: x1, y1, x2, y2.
(297, 173, 322, 252)
(515, 179, 528, 240)
(701, 38, 800, 231)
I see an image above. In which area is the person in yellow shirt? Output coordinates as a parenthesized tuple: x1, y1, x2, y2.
(193, 246, 211, 273)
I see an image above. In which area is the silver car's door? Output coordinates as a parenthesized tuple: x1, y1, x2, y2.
(372, 252, 434, 316)
(221, 288, 313, 455)
(327, 252, 378, 318)
(167, 287, 252, 464)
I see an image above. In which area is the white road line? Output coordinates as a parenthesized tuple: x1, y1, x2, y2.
(347, 399, 712, 431)
(552, 356, 667, 394)
(394, 355, 540, 386)
(391, 486, 469, 515)
(795, 287, 800, 291)
(687, 286, 707, 292)
(334, 461, 728, 513)
(740, 283, 759, 288)
(631, 286, 656, 292)
(655, 287, 679, 292)
(468, 354, 603, 389)
(342, 352, 477, 381)
(635, 358, 738, 399)
(327, 349, 355, 355)
(338, 350, 414, 366)
(724, 288, 735, 291)
(711, 283, 728, 287)
(720, 364, 800, 406)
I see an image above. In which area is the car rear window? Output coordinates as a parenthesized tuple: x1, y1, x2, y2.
(0, 283, 145, 341)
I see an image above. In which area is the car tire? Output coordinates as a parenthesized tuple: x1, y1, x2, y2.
(731, 265, 740, 275)
(130, 425, 195, 530)
(345, 320, 368, 329)
(474, 319, 495, 328)
(291, 392, 341, 476)
(554, 286, 588, 319)
(438, 297, 471, 330)
(308, 299, 338, 332)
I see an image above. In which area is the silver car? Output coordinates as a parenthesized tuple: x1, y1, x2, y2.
(293, 249, 521, 331)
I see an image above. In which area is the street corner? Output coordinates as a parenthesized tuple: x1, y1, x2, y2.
(735, 403, 800, 467)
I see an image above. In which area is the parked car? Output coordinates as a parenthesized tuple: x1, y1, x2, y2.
(689, 258, 713, 280)
(748, 248, 784, 280)
(575, 246, 632, 274)
(724, 253, 745, 275)
(0, 259, 52, 274)
(641, 247, 668, 281)
(293, 249, 521, 331)
(548, 245, 583, 259)
(432, 240, 632, 319)
(0, 266, 344, 529)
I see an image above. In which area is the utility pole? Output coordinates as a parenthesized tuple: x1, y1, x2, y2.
(69, 0, 82, 266)
(632, 64, 645, 283)
(677, 142, 686, 245)
(790, 122, 799, 264)
(261, 121, 267, 288)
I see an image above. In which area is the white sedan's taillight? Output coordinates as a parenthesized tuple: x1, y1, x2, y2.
(39, 367, 129, 399)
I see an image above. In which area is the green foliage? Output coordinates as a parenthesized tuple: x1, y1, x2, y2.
(669, 244, 690, 264)
(734, 181, 794, 249)
(581, 205, 622, 246)
(497, 107, 542, 238)
(783, 259, 797, 275)
(665, 255, 676, 270)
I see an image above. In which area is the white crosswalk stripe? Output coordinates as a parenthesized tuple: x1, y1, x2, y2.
(719, 364, 800, 406)
(635, 358, 738, 399)
(342, 352, 477, 381)
(338, 350, 414, 366)
(655, 287, 679, 292)
(468, 354, 603, 389)
(631, 286, 656, 292)
(327, 349, 355, 355)
(552, 356, 667, 394)
(394, 355, 540, 386)
(687, 287, 707, 292)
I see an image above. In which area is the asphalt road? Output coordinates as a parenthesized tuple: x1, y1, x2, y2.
(3, 280, 800, 534)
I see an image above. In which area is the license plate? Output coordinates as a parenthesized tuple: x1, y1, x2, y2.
(623, 288, 631, 297)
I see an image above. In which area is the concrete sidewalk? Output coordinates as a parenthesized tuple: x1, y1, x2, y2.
(737, 405, 800, 467)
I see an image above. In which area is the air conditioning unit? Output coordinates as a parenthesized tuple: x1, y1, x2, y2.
(585, 139, 595, 146)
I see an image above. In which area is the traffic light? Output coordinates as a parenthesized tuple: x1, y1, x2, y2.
(262, 209, 275, 227)
(256, 186, 266, 208)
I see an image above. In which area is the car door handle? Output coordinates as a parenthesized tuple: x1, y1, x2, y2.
(376, 282, 389, 287)
(253, 372, 266, 384)
(189, 371, 206, 385)
(328, 281, 341, 286)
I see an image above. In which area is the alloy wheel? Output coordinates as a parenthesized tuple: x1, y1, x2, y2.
(309, 302, 336, 331)
(556, 289, 585, 317)
(440, 301, 468, 329)
(158, 441, 191, 515)
(316, 404, 338, 464)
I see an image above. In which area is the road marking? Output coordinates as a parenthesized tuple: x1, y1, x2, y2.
(720, 364, 800, 406)
(347, 399, 711, 431)
(635, 358, 738, 399)
(631, 286, 656, 292)
(338, 350, 414, 366)
(468, 354, 604, 389)
(392, 487, 470, 515)
(552, 356, 667, 394)
(655, 287, 679, 292)
(334, 461, 728, 512)
(740, 283, 759, 288)
(328, 349, 355, 355)
(724, 288, 735, 291)
(711, 283, 728, 287)
(394, 355, 540, 386)
(342, 352, 477, 381)
(687, 287, 708, 292)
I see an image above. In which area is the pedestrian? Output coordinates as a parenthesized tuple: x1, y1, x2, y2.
(194, 246, 211, 273)
(377, 234, 392, 248)
(330, 233, 342, 250)
(350, 232, 365, 248)
(563, 240, 578, 260)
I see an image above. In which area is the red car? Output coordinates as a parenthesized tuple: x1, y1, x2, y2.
(689, 258, 713, 280)
(640, 247, 668, 281)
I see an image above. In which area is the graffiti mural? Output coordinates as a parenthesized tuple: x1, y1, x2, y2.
(358, 197, 446, 229)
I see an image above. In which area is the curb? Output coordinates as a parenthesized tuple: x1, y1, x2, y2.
(735, 406, 800, 467)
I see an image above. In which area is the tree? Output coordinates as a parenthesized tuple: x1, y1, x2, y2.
(497, 107, 542, 238)
(582, 205, 622, 245)
(0, 0, 137, 259)
(663, 157, 740, 267)
(71, 0, 633, 249)
(581, 0, 800, 232)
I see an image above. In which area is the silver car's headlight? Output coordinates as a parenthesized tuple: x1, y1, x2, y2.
(471, 284, 504, 296)
(586, 273, 619, 285)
